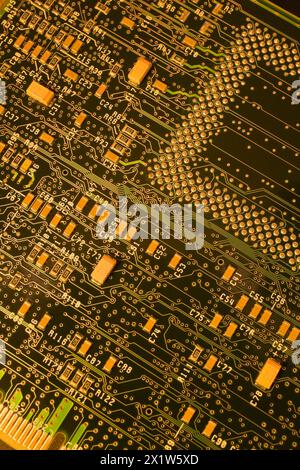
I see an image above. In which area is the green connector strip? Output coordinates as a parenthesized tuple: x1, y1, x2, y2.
(166, 89, 200, 99)
(25, 409, 35, 421)
(9, 388, 23, 410)
(33, 408, 50, 429)
(67, 422, 88, 449)
(197, 45, 226, 58)
(119, 159, 147, 167)
(186, 63, 215, 74)
(45, 397, 73, 436)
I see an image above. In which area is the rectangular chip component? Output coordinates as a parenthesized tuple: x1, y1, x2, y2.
(44, 0, 54, 10)
(70, 370, 84, 388)
(37, 313, 52, 331)
(64, 69, 79, 82)
(91, 254, 117, 286)
(182, 35, 197, 48)
(11, 152, 20, 167)
(146, 240, 159, 256)
(110, 63, 121, 78)
(98, 209, 110, 224)
(22, 193, 35, 208)
(32, 45, 43, 59)
(46, 53, 59, 69)
(221, 265, 235, 282)
(224, 322, 238, 339)
(40, 203, 53, 220)
(46, 25, 57, 39)
(121, 17, 135, 30)
(116, 133, 132, 148)
(95, 84, 107, 98)
(79, 376, 94, 395)
(68, 333, 83, 351)
(40, 132, 54, 145)
(103, 355, 117, 373)
(258, 309, 272, 326)
(209, 313, 223, 329)
(128, 57, 152, 86)
(202, 420, 217, 438)
(181, 406, 195, 424)
(60, 364, 75, 381)
(36, 252, 49, 268)
(11, 153, 22, 168)
(18, 301, 31, 318)
(9, 273, 22, 290)
(88, 204, 100, 220)
(30, 198, 43, 214)
(70, 39, 83, 54)
(203, 354, 218, 372)
(143, 316, 156, 333)
(168, 253, 182, 270)
(29, 15, 40, 29)
(249, 303, 263, 319)
(125, 226, 137, 241)
(27, 245, 41, 263)
(78, 340, 92, 357)
(76, 196, 88, 212)
(2, 148, 13, 162)
(37, 19, 48, 34)
(26, 80, 54, 106)
(14, 34, 25, 49)
(235, 295, 249, 312)
(63, 34, 75, 49)
(287, 327, 300, 342)
(23, 40, 34, 54)
(104, 150, 119, 163)
(61, 6, 73, 20)
(40, 50, 51, 65)
(115, 220, 127, 238)
(59, 266, 73, 283)
(54, 31, 66, 45)
(20, 11, 31, 24)
(49, 213, 62, 229)
(50, 260, 64, 278)
(110, 141, 126, 156)
(277, 320, 290, 337)
(122, 125, 138, 138)
(255, 358, 281, 390)
(75, 112, 87, 127)
(189, 345, 203, 362)
(63, 221, 76, 238)
(19, 158, 32, 174)
(153, 79, 167, 93)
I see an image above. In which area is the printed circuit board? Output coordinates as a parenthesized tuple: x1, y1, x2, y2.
(0, 0, 299, 451)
